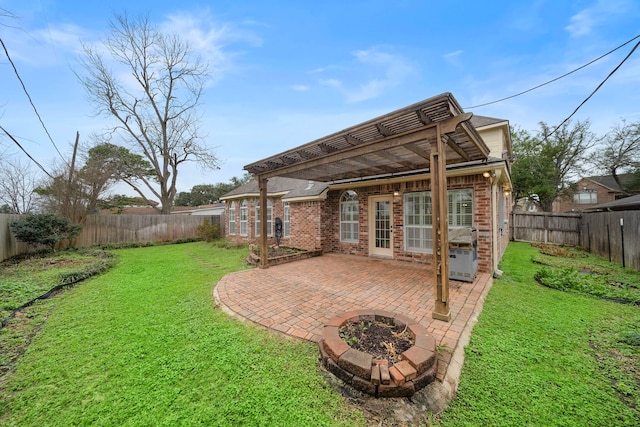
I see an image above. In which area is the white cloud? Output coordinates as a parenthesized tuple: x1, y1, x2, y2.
(565, 0, 634, 37)
(290, 84, 309, 92)
(160, 10, 262, 83)
(443, 49, 463, 66)
(319, 78, 343, 89)
(317, 47, 416, 103)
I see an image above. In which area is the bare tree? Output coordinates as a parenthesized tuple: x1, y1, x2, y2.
(77, 13, 219, 214)
(0, 159, 39, 214)
(595, 120, 640, 194)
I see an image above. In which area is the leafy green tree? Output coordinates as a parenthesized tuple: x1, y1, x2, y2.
(36, 143, 152, 222)
(511, 120, 596, 212)
(97, 194, 155, 214)
(10, 213, 82, 251)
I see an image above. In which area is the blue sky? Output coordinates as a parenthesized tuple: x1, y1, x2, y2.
(1, 0, 639, 197)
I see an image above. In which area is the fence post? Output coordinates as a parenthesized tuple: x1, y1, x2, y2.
(607, 223, 611, 262)
(620, 217, 625, 268)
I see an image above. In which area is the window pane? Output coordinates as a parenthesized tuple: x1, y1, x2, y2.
(283, 202, 290, 237)
(229, 202, 236, 235)
(340, 191, 358, 242)
(240, 200, 248, 235)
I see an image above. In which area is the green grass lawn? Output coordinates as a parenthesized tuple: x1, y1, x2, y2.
(438, 242, 640, 426)
(1, 241, 638, 426)
(0, 243, 364, 426)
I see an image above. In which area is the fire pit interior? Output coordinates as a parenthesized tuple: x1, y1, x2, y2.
(319, 309, 438, 398)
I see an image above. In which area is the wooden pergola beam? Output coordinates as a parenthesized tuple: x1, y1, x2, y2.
(443, 134, 470, 162)
(256, 121, 441, 181)
(404, 143, 431, 160)
(373, 150, 423, 170)
(259, 177, 268, 269)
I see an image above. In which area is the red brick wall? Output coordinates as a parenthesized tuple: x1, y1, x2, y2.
(224, 174, 496, 274)
(554, 179, 617, 212)
(321, 175, 494, 274)
(287, 201, 323, 251)
(224, 197, 322, 251)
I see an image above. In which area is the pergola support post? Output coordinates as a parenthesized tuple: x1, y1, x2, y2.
(431, 123, 451, 321)
(259, 177, 268, 269)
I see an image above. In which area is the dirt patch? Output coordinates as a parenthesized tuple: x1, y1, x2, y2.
(339, 318, 414, 364)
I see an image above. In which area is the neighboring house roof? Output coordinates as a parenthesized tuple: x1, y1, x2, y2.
(583, 174, 637, 192)
(171, 203, 225, 215)
(582, 194, 640, 212)
(470, 115, 508, 128)
(220, 176, 329, 201)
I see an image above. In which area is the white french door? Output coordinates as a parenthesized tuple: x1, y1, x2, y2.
(369, 195, 393, 258)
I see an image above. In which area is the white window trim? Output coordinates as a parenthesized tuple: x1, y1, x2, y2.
(340, 190, 359, 243)
(573, 190, 597, 204)
(283, 201, 290, 237)
(255, 199, 273, 237)
(239, 200, 248, 236)
(404, 189, 473, 253)
(228, 201, 236, 235)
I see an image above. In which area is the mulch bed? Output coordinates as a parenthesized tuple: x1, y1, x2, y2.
(339, 319, 414, 364)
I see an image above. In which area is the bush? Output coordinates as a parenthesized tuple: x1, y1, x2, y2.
(196, 219, 220, 242)
(10, 214, 82, 252)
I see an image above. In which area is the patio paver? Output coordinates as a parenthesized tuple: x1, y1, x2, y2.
(214, 253, 492, 386)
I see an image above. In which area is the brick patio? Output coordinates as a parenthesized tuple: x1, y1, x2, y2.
(214, 253, 493, 383)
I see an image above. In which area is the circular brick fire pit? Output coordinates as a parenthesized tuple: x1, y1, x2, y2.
(319, 309, 438, 397)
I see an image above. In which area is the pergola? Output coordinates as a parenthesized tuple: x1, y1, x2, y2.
(244, 92, 490, 321)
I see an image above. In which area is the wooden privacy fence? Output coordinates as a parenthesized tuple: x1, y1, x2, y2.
(511, 212, 581, 246)
(76, 214, 210, 246)
(1, 214, 216, 262)
(580, 211, 640, 270)
(0, 214, 32, 262)
(512, 211, 640, 270)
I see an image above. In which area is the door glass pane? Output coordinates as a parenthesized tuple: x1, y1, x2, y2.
(375, 201, 390, 249)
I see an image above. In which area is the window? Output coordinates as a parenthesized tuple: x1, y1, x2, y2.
(448, 189, 473, 227)
(340, 190, 359, 242)
(573, 190, 597, 204)
(404, 189, 473, 253)
(283, 202, 290, 237)
(404, 192, 432, 252)
(255, 199, 273, 236)
(240, 200, 248, 235)
(228, 201, 236, 235)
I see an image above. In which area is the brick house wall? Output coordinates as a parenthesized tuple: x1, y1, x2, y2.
(223, 173, 495, 274)
(555, 178, 618, 212)
(224, 197, 323, 251)
(321, 174, 494, 274)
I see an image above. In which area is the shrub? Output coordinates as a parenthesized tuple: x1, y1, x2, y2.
(10, 214, 82, 252)
(196, 219, 220, 242)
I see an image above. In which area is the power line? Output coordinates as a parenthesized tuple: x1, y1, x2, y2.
(547, 38, 640, 137)
(464, 33, 640, 110)
(0, 125, 53, 179)
(0, 37, 66, 162)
